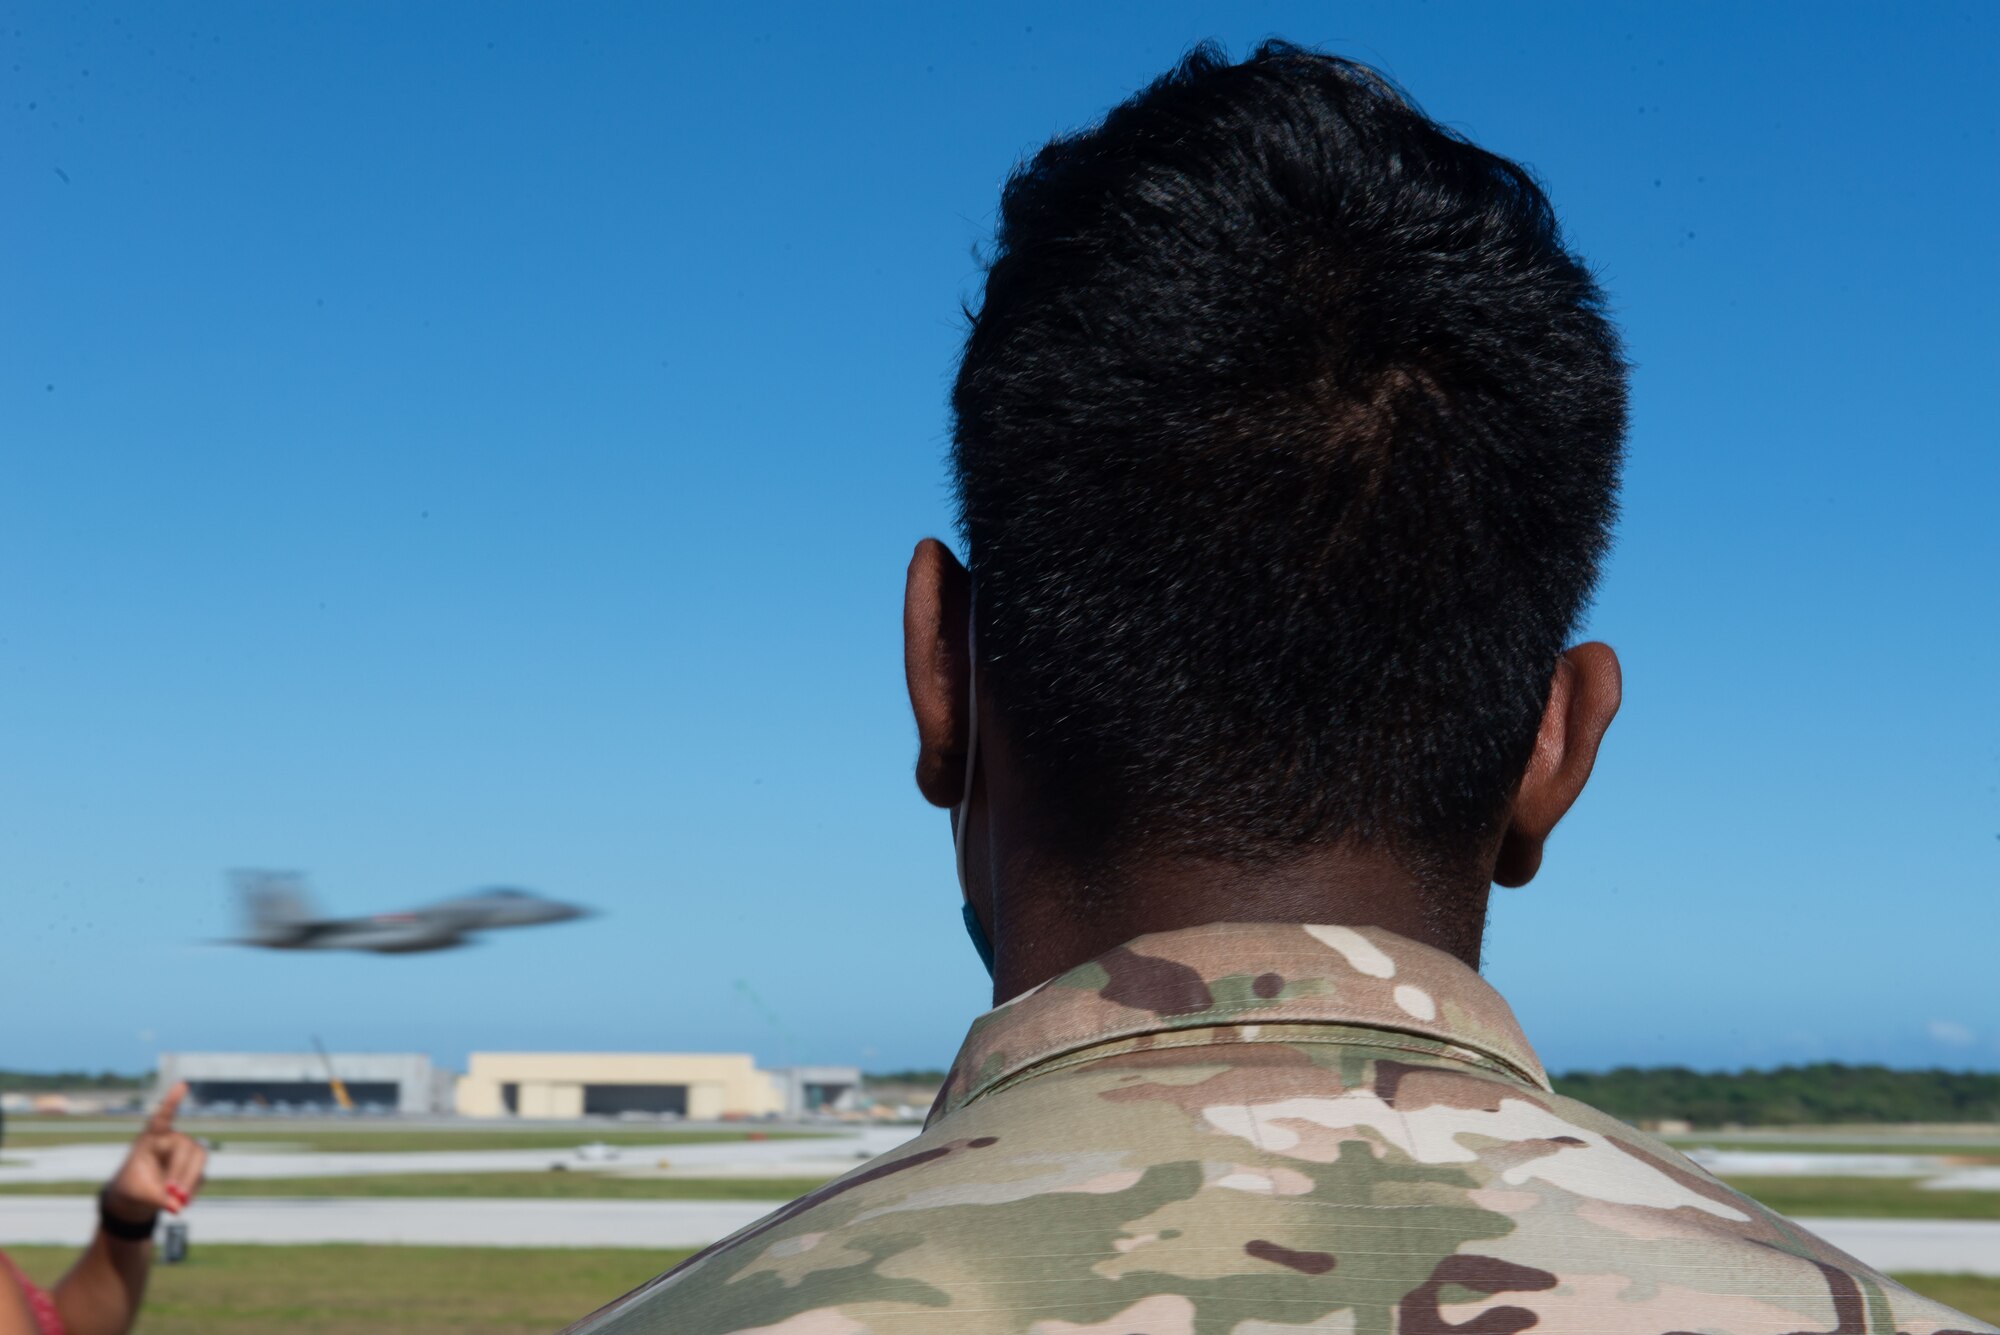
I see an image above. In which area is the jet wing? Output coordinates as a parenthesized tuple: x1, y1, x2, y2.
(309, 913, 469, 953)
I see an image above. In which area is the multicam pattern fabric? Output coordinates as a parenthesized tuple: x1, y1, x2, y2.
(564, 923, 1993, 1334)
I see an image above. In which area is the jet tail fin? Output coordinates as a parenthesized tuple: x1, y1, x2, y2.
(232, 869, 318, 937)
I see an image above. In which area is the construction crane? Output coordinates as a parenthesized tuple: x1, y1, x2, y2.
(311, 1035, 355, 1112)
(733, 979, 795, 1068)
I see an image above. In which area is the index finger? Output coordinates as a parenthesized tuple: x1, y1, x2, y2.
(146, 1082, 188, 1136)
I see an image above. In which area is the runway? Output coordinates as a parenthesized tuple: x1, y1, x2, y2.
(0, 1126, 917, 1185)
(1793, 1217, 2000, 1274)
(1685, 1150, 1970, 1178)
(0, 1197, 1993, 1275)
(0, 1195, 772, 1249)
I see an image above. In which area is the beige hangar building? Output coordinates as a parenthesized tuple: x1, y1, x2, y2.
(455, 1052, 859, 1121)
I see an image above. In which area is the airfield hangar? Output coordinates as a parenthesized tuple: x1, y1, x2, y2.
(153, 1050, 862, 1120)
(454, 1052, 860, 1120)
(159, 1051, 450, 1114)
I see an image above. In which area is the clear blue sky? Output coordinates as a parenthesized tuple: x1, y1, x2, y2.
(4, 3, 1995, 1079)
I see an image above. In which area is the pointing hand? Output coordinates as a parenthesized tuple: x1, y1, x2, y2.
(102, 1082, 208, 1228)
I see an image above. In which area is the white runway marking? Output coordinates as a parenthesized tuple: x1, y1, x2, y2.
(1687, 1149, 1969, 1179)
(1795, 1216, 2000, 1275)
(0, 1196, 778, 1249)
(0, 1127, 918, 1184)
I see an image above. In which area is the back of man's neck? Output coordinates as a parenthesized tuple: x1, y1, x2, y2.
(988, 844, 1490, 1004)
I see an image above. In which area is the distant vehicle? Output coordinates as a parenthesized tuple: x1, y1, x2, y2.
(225, 870, 591, 954)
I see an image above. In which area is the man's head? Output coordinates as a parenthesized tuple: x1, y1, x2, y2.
(907, 43, 1626, 971)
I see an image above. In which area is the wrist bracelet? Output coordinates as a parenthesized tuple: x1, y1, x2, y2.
(97, 1190, 158, 1242)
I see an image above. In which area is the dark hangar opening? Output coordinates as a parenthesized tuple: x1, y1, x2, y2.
(186, 1080, 401, 1109)
(582, 1084, 688, 1116)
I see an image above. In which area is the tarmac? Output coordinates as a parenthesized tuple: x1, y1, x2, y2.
(0, 1126, 919, 1185)
(5, 1124, 1995, 1275)
(1795, 1217, 2000, 1275)
(0, 1197, 1993, 1274)
(1684, 1149, 1976, 1178)
(0, 1195, 771, 1249)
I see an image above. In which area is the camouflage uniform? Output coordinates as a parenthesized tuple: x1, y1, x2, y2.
(564, 923, 1993, 1334)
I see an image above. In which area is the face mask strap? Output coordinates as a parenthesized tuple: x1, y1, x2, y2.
(961, 901, 996, 977)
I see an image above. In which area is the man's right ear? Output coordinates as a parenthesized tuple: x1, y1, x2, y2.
(904, 537, 972, 809)
(1492, 641, 1621, 888)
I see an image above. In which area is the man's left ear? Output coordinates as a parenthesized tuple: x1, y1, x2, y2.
(1492, 642, 1622, 888)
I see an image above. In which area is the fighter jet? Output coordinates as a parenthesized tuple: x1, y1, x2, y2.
(227, 870, 591, 954)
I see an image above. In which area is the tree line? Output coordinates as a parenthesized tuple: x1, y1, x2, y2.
(0, 1068, 147, 1092)
(865, 1064, 2000, 1127)
(11, 1063, 1998, 1124)
(1550, 1063, 2000, 1127)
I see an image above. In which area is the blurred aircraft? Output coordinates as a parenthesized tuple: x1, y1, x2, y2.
(226, 870, 591, 954)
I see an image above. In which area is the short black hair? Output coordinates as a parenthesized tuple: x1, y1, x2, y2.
(951, 41, 1627, 879)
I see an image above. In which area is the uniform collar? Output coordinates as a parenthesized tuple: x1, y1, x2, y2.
(930, 921, 1548, 1124)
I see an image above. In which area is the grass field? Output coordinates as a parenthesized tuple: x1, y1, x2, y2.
(0, 1173, 832, 1200)
(5, 1246, 1995, 1332)
(2, 1127, 826, 1152)
(1898, 1274, 2000, 1325)
(1719, 1174, 2000, 1221)
(5, 1244, 687, 1334)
